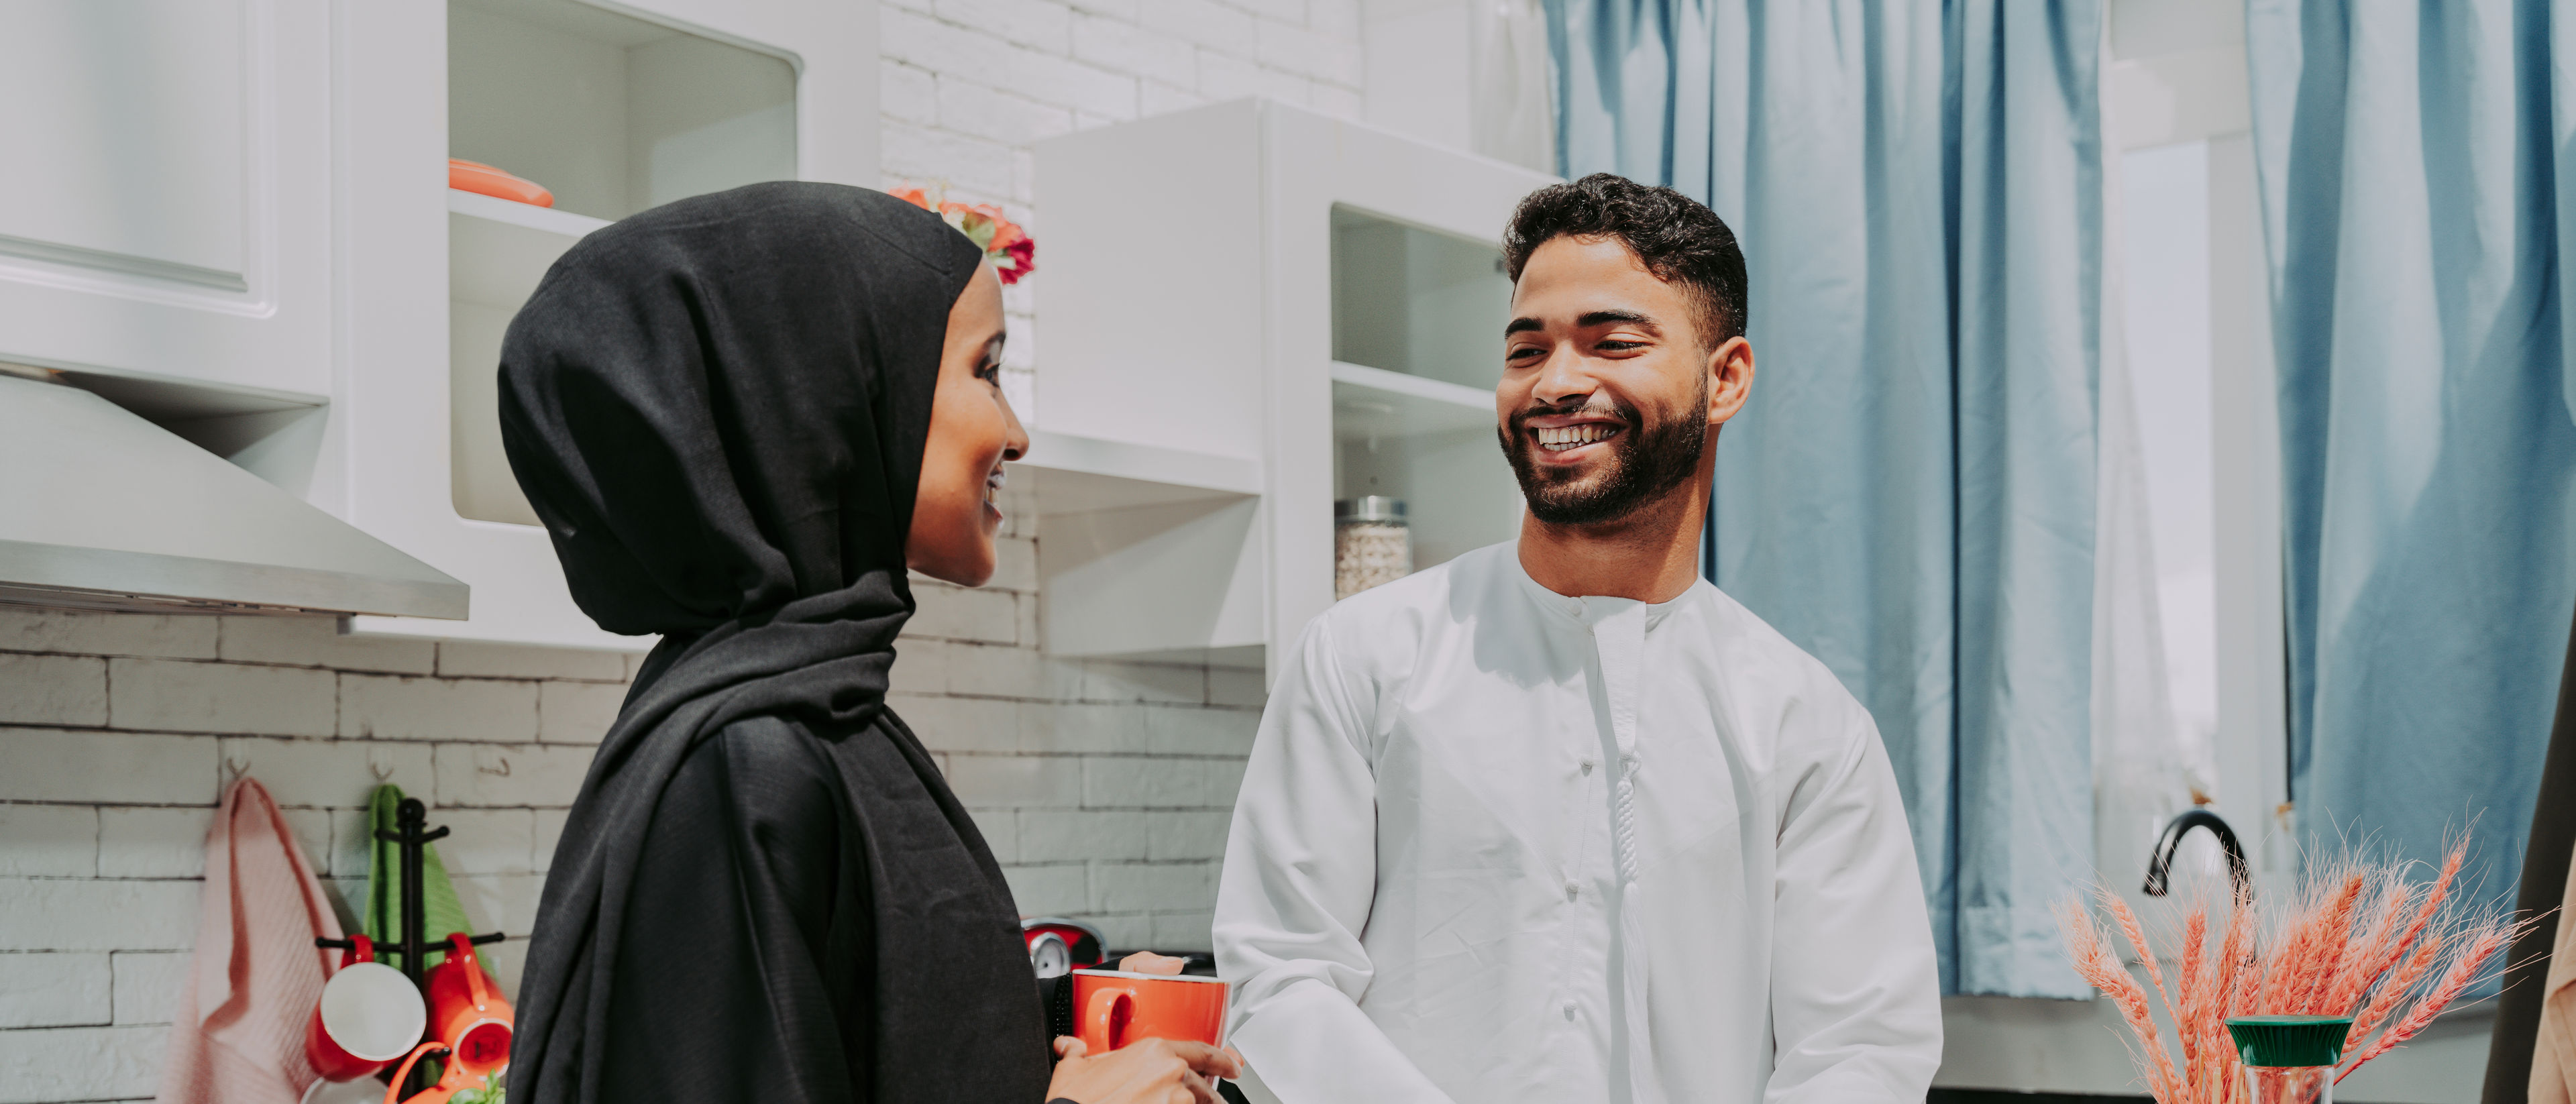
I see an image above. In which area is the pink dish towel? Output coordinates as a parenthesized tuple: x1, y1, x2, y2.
(156, 777, 343, 1104)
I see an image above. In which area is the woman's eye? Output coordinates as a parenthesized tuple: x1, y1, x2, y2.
(976, 362, 1003, 384)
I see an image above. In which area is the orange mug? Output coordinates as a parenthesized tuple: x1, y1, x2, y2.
(1071, 969, 1228, 1054)
(426, 934, 512, 1077)
(305, 935, 427, 1082)
(384, 934, 513, 1104)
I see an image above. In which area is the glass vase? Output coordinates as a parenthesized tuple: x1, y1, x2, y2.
(2243, 1064, 2331, 1104)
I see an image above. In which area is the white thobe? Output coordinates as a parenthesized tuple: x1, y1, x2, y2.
(1214, 542, 1941, 1104)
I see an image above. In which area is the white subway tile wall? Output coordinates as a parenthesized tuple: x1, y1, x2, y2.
(0, 6, 1347, 1098)
(0, 544, 1268, 1101)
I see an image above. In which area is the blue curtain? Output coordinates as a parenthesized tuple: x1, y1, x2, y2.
(1549, 1, 2102, 997)
(2246, 1, 2576, 914)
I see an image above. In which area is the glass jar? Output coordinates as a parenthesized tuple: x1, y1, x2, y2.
(1334, 496, 1411, 600)
(2226, 1015, 2351, 1104)
(2243, 1064, 2332, 1104)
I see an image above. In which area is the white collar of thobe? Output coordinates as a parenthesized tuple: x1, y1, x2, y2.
(1505, 543, 1702, 634)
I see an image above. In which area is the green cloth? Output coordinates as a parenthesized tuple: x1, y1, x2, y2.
(363, 784, 476, 970)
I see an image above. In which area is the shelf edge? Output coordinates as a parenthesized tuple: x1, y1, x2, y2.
(1012, 427, 1264, 498)
(446, 188, 613, 238)
(1328, 361, 1492, 410)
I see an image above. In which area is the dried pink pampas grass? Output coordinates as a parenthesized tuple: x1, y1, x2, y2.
(2056, 834, 2526, 1102)
(2058, 895, 2184, 1102)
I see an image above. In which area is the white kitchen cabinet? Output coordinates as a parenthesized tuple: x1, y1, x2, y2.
(0, 0, 335, 435)
(1035, 99, 1555, 669)
(335, 0, 876, 649)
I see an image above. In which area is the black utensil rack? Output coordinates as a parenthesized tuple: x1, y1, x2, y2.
(315, 797, 506, 1097)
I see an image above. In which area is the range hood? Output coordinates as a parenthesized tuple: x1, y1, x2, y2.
(0, 374, 468, 618)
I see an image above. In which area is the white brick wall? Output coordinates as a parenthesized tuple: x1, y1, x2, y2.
(0, 562, 1268, 1101)
(0, 4, 1349, 1098)
(0, 608, 641, 1101)
(906, 517, 1265, 952)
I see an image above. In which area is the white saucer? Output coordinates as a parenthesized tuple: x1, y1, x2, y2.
(302, 1077, 389, 1104)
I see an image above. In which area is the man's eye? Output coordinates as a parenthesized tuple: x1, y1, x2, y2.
(1596, 340, 1646, 352)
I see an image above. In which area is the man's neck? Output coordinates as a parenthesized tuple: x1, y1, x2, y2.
(1515, 478, 1709, 605)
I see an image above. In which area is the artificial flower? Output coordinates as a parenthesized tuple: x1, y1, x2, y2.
(892, 184, 1036, 284)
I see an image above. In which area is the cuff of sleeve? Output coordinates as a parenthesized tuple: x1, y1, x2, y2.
(1042, 974, 1077, 1044)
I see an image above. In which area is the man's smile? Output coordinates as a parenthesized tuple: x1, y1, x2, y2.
(1532, 423, 1623, 452)
(1521, 411, 1629, 462)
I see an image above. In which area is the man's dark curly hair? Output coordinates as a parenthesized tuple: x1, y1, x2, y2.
(1501, 172, 1749, 350)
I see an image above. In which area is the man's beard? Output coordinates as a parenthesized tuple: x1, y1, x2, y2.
(1499, 378, 1708, 527)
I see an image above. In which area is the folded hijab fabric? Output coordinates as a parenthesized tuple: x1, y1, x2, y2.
(156, 777, 342, 1104)
(500, 182, 1047, 1104)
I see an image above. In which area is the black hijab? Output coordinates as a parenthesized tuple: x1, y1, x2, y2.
(499, 182, 1047, 1104)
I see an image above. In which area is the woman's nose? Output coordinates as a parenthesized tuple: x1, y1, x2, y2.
(999, 390, 1030, 463)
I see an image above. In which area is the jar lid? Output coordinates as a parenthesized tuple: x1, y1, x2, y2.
(2225, 1016, 2351, 1068)
(1336, 496, 1407, 522)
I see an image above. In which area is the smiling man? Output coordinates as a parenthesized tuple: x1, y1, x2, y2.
(1213, 174, 1941, 1104)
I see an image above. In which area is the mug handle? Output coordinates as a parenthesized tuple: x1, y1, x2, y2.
(382, 1042, 449, 1104)
(1085, 987, 1136, 1052)
(446, 933, 490, 1012)
(345, 932, 374, 968)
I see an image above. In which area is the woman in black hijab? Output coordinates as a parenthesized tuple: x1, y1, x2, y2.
(497, 182, 1236, 1104)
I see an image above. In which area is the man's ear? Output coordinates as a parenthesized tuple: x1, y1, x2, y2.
(1706, 335, 1754, 426)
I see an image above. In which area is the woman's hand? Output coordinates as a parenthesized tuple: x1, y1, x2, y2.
(1046, 1036, 1239, 1104)
(1046, 951, 1240, 1103)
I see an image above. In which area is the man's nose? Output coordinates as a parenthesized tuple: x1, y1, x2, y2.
(1531, 345, 1598, 408)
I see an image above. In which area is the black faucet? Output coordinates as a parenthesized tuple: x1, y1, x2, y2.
(2143, 808, 2251, 897)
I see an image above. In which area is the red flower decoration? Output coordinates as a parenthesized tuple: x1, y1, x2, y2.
(891, 184, 1034, 284)
(999, 236, 1036, 284)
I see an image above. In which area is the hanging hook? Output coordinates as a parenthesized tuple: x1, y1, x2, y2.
(476, 755, 512, 778)
(223, 755, 251, 782)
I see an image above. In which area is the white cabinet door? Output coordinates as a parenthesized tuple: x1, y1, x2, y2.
(0, 0, 331, 403)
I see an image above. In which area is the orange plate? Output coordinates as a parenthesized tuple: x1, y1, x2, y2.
(447, 159, 553, 208)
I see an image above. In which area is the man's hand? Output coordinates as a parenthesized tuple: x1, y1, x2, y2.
(1045, 1036, 1240, 1104)
(1118, 951, 1188, 975)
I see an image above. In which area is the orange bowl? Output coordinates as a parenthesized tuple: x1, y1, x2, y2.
(448, 160, 553, 207)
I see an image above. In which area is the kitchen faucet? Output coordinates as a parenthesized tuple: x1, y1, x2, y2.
(2143, 808, 2251, 897)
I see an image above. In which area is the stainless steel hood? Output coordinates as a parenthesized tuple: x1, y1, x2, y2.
(0, 374, 468, 618)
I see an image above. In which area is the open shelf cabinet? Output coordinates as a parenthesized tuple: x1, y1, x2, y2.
(1329, 362, 1521, 575)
